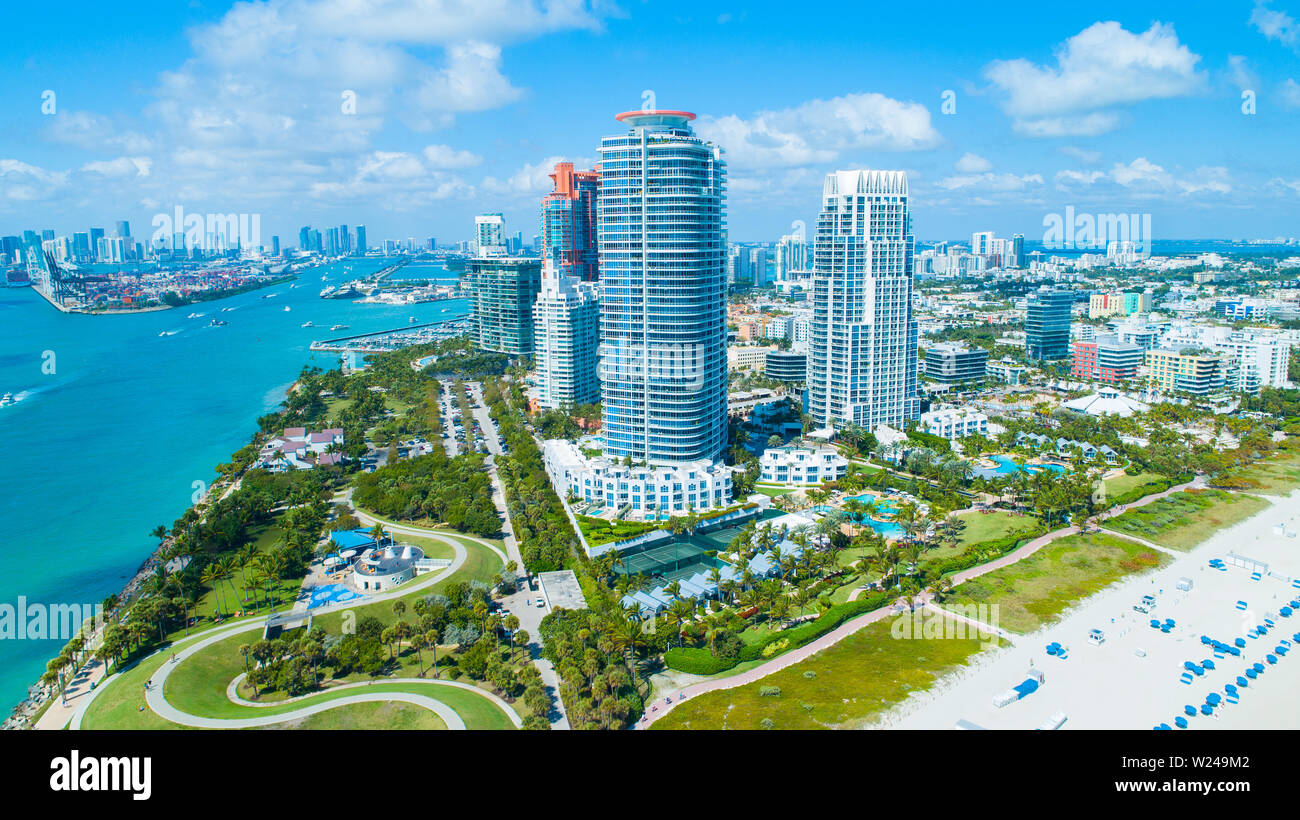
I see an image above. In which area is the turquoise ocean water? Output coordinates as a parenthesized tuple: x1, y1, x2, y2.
(0, 258, 467, 711)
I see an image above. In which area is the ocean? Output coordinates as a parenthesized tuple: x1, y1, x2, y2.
(0, 257, 468, 711)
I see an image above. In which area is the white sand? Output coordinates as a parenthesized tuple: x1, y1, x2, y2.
(888, 490, 1300, 730)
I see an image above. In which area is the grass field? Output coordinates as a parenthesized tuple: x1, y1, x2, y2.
(943, 532, 1170, 634)
(1102, 471, 1167, 502)
(79, 650, 190, 730)
(1224, 451, 1300, 495)
(1105, 489, 1270, 550)
(653, 615, 991, 730)
(259, 700, 446, 730)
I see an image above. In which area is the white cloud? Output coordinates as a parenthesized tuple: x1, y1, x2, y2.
(985, 21, 1205, 136)
(482, 155, 595, 198)
(1060, 145, 1103, 164)
(81, 157, 152, 178)
(938, 172, 1043, 192)
(1281, 78, 1300, 108)
(1251, 1, 1299, 47)
(954, 152, 992, 173)
(1012, 113, 1121, 137)
(423, 144, 483, 169)
(7, 0, 612, 222)
(695, 92, 941, 169)
(1226, 55, 1258, 91)
(1054, 157, 1232, 195)
(44, 111, 154, 154)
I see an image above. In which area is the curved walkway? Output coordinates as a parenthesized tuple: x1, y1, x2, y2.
(65, 523, 480, 731)
(640, 476, 1204, 728)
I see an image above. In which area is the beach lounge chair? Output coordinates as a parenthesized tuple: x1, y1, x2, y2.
(1236, 601, 1248, 610)
(1180, 673, 1194, 685)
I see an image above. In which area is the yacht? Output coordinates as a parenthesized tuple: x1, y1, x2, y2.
(284, 306, 291, 312)
(330, 324, 349, 331)
(209, 318, 228, 327)
(301, 321, 314, 328)
(0, 393, 12, 408)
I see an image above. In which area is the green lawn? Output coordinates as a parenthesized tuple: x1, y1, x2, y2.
(1102, 471, 1167, 502)
(258, 700, 446, 730)
(1106, 489, 1270, 550)
(1223, 451, 1300, 495)
(944, 532, 1171, 633)
(80, 651, 189, 730)
(653, 615, 991, 730)
(753, 485, 795, 497)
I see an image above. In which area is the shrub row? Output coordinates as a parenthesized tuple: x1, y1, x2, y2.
(664, 591, 894, 675)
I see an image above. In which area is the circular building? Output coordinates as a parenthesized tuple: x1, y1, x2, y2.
(351, 542, 425, 592)
(765, 350, 807, 384)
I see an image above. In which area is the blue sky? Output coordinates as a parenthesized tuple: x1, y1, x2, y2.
(4, 0, 1300, 245)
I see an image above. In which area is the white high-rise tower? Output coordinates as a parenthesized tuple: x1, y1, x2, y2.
(808, 170, 919, 430)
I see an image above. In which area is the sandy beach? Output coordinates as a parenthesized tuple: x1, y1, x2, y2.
(887, 490, 1300, 731)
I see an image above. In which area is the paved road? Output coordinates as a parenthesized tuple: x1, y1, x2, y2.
(467, 381, 571, 729)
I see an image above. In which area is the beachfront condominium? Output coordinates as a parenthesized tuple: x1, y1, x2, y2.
(1026, 286, 1073, 361)
(596, 109, 729, 465)
(475, 213, 507, 257)
(808, 169, 920, 431)
(533, 259, 600, 409)
(468, 256, 542, 355)
(541, 162, 600, 282)
(1144, 348, 1234, 396)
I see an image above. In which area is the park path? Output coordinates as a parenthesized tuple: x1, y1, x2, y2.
(639, 476, 1204, 728)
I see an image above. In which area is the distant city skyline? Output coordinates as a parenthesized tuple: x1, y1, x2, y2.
(5, 1, 1300, 243)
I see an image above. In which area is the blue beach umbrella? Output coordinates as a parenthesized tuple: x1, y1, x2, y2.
(1175, 716, 1189, 729)
(1184, 705, 1197, 716)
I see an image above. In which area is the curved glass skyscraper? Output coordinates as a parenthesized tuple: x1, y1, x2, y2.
(597, 110, 728, 465)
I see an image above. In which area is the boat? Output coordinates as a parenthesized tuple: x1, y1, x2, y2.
(330, 324, 349, 331)
(283, 306, 291, 312)
(409, 316, 417, 323)
(301, 321, 314, 328)
(221, 307, 234, 312)
(0, 393, 12, 408)
(209, 318, 228, 327)
(186, 312, 205, 319)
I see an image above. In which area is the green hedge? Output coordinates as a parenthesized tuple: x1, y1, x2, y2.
(928, 530, 1045, 578)
(664, 591, 894, 675)
(1106, 473, 1189, 508)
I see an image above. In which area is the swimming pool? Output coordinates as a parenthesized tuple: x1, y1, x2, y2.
(307, 583, 366, 609)
(812, 504, 905, 537)
(973, 454, 1069, 480)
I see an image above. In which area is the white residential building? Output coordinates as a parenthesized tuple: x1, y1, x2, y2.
(919, 406, 988, 440)
(543, 440, 732, 514)
(532, 261, 600, 408)
(758, 444, 848, 485)
(474, 213, 507, 256)
(808, 169, 920, 430)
